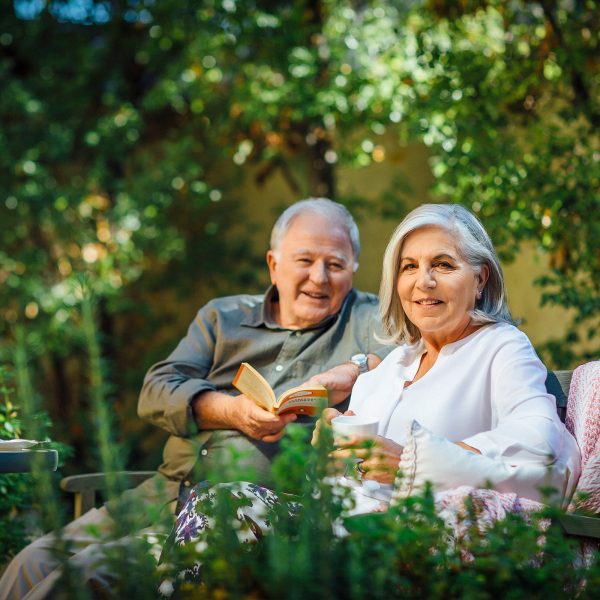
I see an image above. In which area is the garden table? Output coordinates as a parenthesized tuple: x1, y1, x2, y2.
(0, 441, 58, 473)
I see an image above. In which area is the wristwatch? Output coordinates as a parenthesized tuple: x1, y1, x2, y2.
(350, 353, 369, 374)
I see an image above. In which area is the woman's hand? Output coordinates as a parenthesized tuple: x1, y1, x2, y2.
(311, 407, 346, 447)
(331, 435, 404, 484)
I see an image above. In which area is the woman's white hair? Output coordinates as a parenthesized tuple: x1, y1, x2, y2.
(270, 197, 360, 270)
(379, 203, 514, 344)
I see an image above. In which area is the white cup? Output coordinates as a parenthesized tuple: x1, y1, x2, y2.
(331, 415, 379, 444)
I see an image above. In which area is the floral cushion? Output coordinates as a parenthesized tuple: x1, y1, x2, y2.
(158, 482, 300, 597)
(435, 485, 545, 539)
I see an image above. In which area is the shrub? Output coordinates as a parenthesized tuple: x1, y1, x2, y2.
(0, 366, 71, 563)
(0, 366, 32, 562)
(155, 424, 599, 600)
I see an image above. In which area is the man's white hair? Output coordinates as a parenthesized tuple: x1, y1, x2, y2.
(270, 197, 360, 271)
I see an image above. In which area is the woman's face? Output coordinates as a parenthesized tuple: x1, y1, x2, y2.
(396, 226, 489, 346)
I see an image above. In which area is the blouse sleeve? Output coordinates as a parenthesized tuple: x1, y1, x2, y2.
(462, 331, 567, 464)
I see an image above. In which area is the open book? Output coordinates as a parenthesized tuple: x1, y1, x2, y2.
(232, 362, 329, 416)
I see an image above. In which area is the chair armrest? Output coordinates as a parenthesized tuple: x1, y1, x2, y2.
(545, 369, 573, 423)
(60, 471, 155, 519)
(557, 513, 600, 540)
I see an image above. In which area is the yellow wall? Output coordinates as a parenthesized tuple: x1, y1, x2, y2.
(230, 141, 573, 351)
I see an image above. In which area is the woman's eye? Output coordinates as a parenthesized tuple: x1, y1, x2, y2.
(435, 262, 453, 269)
(401, 263, 416, 271)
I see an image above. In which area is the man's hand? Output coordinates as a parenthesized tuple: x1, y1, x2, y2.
(228, 395, 297, 442)
(192, 391, 296, 442)
(305, 354, 382, 406)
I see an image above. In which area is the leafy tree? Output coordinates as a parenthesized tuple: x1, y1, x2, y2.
(390, 0, 600, 366)
(102, 0, 598, 366)
(1, 0, 597, 461)
(0, 0, 259, 461)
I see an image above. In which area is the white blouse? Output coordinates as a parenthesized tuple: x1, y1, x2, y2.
(338, 322, 580, 513)
(350, 322, 577, 463)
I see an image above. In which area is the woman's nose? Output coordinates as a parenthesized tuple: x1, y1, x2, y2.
(417, 267, 436, 288)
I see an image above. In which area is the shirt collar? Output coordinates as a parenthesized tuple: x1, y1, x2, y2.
(241, 285, 354, 331)
(393, 338, 427, 381)
(392, 324, 494, 380)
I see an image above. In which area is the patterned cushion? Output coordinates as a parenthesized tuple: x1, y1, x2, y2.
(569, 451, 600, 513)
(564, 361, 600, 514)
(565, 361, 600, 467)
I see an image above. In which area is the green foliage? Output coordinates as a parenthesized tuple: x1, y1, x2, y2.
(388, 0, 600, 366)
(1, 0, 260, 463)
(1, 1, 599, 554)
(152, 425, 599, 600)
(0, 366, 30, 561)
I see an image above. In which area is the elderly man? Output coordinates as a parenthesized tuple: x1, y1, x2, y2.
(0, 197, 389, 599)
(139, 196, 390, 496)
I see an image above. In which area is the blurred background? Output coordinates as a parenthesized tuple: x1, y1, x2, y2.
(1, 0, 598, 474)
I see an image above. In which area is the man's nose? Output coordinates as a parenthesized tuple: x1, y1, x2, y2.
(309, 261, 328, 284)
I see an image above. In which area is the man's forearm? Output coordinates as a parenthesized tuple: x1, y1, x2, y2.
(191, 390, 237, 431)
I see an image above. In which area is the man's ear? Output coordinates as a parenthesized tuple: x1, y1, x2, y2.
(266, 250, 277, 285)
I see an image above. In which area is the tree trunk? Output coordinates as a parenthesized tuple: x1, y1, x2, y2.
(305, 0, 336, 199)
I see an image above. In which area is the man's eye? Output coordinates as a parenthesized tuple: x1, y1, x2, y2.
(297, 258, 312, 264)
(328, 263, 344, 271)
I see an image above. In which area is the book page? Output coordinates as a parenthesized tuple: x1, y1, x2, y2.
(232, 362, 276, 412)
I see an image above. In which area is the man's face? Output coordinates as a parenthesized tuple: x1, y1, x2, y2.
(267, 212, 355, 329)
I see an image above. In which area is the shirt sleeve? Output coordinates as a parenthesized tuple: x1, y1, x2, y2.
(462, 332, 566, 464)
(137, 303, 219, 437)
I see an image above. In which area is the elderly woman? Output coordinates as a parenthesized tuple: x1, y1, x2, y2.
(163, 204, 581, 589)
(319, 203, 580, 515)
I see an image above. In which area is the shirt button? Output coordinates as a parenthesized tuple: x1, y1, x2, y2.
(184, 480, 191, 487)
(275, 365, 283, 372)
(201, 449, 208, 456)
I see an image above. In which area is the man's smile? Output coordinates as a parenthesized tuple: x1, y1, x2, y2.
(301, 290, 329, 300)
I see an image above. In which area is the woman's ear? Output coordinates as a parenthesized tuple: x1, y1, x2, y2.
(477, 264, 490, 294)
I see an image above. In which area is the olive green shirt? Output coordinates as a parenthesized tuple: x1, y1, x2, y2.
(135, 287, 390, 507)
